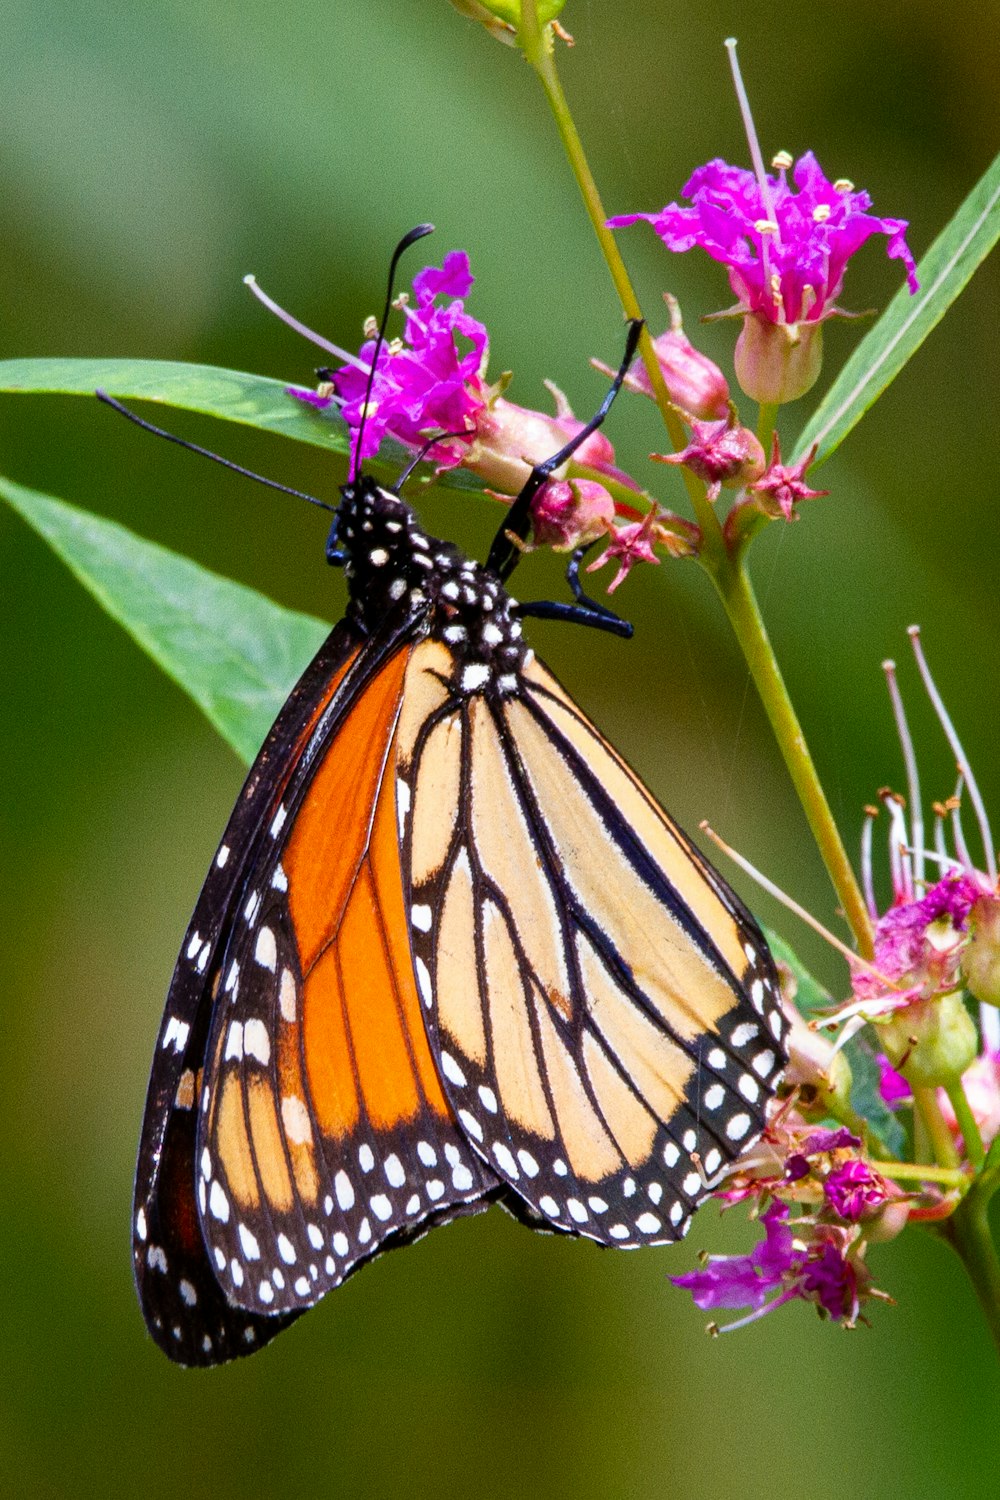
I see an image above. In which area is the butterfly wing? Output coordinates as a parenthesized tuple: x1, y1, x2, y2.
(399, 645, 788, 1246)
(191, 628, 499, 1326)
(134, 617, 500, 1364)
(133, 621, 362, 1364)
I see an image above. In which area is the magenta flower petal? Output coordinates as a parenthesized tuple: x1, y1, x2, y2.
(669, 1203, 795, 1312)
(877, 1054, 913, 1106)
(328, 252, 490, 469)
(824, 1160, 889, 1222)
(609, 151, 918, 324)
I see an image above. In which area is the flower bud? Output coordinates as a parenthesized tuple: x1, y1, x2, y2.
(881, 991, 978, 1089)
(780, 1000, 854, 1121)
(734, 313, 823, 405)
(593, 296, 729, 420)
(864, 1197, 911, 1245)
(653, 408, 766, 501)
(464, 393, 624, 498)
(962, 893, 1000, 1007)
(451, 0, 566, 33)
(530, 479, 615, 551)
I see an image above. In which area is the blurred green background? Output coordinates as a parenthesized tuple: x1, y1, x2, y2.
(2, 1, 999, 1495)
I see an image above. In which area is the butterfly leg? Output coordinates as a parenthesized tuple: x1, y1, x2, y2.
(514, 546, 634, 639)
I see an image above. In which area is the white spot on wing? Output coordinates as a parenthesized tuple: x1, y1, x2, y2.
(209, 1181, 230, 1222)
(161, 1017, 190, 1053)
(334, 1170, 355, 1210)
(439, 1051, 466, 1087)
(239, 1223, 260, 1259)
(243, 1018, 271, 1066)
(255, 926, 277, 971)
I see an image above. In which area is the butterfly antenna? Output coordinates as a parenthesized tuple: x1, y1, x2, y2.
(95, 391, 336, 513)
(351, 222, 436, 482)
(486, 317, 643, 580)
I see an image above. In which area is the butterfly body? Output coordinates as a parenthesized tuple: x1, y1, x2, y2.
(133, 475, 788, 1366)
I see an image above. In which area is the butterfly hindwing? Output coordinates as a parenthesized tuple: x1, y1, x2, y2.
(399, 646, 788, 1246)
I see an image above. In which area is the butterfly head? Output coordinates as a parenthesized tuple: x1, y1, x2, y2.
(332, 476, 531, 695)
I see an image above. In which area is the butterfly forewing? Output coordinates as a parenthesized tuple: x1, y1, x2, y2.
(195, 637, 497, 1318)
(399, 647, 787, 1246)
(132, 621, 364, 1363)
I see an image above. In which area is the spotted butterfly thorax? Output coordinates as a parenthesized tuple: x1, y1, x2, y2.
(132, 463, 787, 1366)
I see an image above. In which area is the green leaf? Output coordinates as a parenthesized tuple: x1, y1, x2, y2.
(0, 357, 487, 493)
(794, 151, 1000, 468)
(763, 926, 831, 1018)
(843, 1039, 907, 1160)
(763, 927, 906, 1157)
(0, 473, 328, 765)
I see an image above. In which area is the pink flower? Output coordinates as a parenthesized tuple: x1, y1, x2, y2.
(670, 1202, 795, 1313)
(290, 250, 490, 471)
(749, 435, 829, 521)
(855, 872, 985, 1006)
(609, 151, 918, 326)
(653, 412, 765, 501)
(529, 478, 615, 551)
(824, 1159, 890, 1222)
(585, 510, 661, 594)
(671, 1202, 879, 1329)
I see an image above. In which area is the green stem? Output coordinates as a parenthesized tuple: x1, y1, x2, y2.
(709, 556, 875, 955)
(756, 402, 779, 454)
(517, 5, 720, 545)
(940, 1190, 1000, 1356)
(869, 1160, 967, 1186)
(518, 10, 872, 953)
(913, 1086, 961, 1170)
(945, 1081, 986, 1171)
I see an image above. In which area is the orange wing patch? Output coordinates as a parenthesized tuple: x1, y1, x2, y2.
(197, 643, 496, 1316)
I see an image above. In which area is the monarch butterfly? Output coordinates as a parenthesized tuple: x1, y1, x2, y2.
(129, 248, 787, 1366)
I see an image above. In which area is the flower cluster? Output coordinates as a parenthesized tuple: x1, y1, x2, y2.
(671, 1105, 896, 1331)
(609, 150, 918, 404)
(821, 630, 1000, 1103)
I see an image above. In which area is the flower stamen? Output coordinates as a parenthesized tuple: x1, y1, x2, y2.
(883, 657, 925, 890)
(243, 275, 366, 370)
(909, 625, 997, 883)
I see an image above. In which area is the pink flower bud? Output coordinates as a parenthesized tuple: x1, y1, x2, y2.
(653, 410, 766, 501)
(465, 391, 633, 499)
(735, 313, 824, 405)
(963, 893, 1000, 1008)
(593, 296, 730, 420)
(530, 478, 615, 551)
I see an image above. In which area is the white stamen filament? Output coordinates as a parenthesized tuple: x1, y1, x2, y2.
(725, 37, 781, 310)
(909, 625, 997, 883)
(949, 776, 975, 873)
(881, 789, 912, 903)
(934, 804, 950, 871)
(243, 275, 369, 372)
(883, 658, 925, 890)
(699, 822, 890, 984)
(861, 806, 878, 919)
